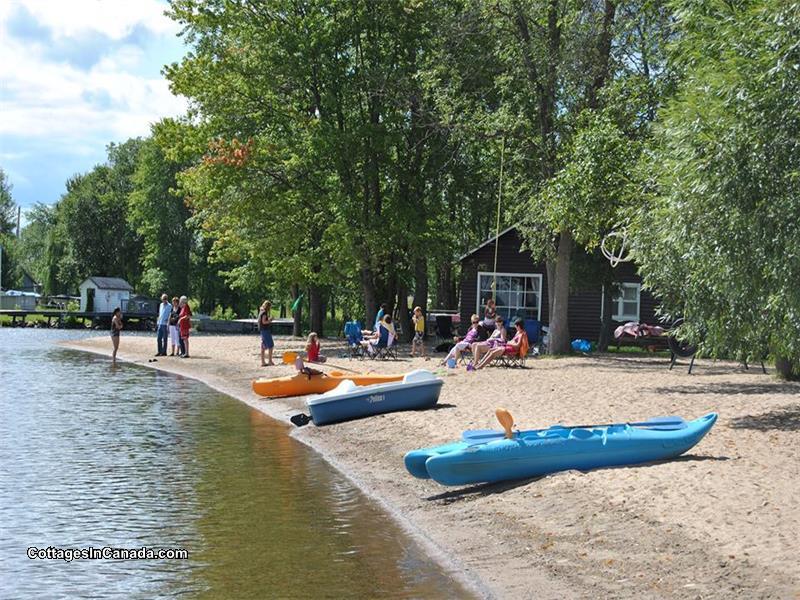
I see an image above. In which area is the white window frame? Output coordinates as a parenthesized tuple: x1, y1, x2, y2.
(477, 271, 543, 321)
(601, 282, 641, 322)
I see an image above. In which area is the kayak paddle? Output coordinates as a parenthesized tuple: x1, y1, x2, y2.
(462, 416, 688, 443)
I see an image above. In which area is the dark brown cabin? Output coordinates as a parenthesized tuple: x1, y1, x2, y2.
(458, 227, 660, 341)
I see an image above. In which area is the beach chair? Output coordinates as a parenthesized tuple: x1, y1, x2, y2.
(458, 345, 474, 366)
(498, 331, 530, 368)
(373, 333, 398, 360)
(434, 315, 455, 342)
(343, 321, 364, 359)
(524, 319, 540, 344)
(365, 325, 397, 360)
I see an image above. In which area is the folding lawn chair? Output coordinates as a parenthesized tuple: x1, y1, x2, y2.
(498, 331, 530, 368)
(343, 320, 364, 359)
(458, 345, 474, 366)
(524, 319, 541, 344)
(371, 332, 398, 360)
(434, 315, 455, 343)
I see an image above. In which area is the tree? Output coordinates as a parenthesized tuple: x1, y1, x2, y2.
(0, 168, 15, 235)
(433, 1, 672, 352)
(128, 136, 193, 296)
(18, 203, 57, 291)
(632, 0, 800, 379)
(165, 0, 471, 333)
(0, 168, 19, 289)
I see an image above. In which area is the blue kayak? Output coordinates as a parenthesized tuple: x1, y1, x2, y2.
(405, 413, 717, 486)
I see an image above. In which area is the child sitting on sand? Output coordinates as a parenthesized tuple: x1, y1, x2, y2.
(410, 306, 427, 359)
(305, 332, 326, 363)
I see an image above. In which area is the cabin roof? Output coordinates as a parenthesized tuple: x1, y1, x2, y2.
(458, 226, 517, 261)
(82, 277, 134, 291)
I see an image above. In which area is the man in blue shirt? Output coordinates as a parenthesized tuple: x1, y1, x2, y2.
(374, 303, 387, 331)
(156, 293, 170, 356)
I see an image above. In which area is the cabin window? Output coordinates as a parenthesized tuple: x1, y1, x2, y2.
(601, 282, 641, 321)
(477, 272, 542, 320)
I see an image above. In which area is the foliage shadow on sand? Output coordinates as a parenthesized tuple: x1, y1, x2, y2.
(729, 404, 800, 432)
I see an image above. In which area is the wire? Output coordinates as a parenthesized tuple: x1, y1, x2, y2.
(492, 137, 505, 295)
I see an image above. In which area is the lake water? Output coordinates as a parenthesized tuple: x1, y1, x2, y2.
(0, 330, 470, 598)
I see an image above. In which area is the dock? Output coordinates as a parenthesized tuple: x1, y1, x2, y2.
(0, 309, 156, 329)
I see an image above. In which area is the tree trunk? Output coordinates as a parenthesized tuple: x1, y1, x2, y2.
(597, 284, 615, 351)
(545, 259, 556, 323)
(329, 292, 336, 323)
(775, 356, 799, 381)
(436, 263, 456, 309)
(309, 284, 324, 337)
(291, 284, 302, 337)
(412, 257, 428, 313)
(548, 231, 573, 354)
(397, 284, 413, 342)
(361, 266, 377, 329)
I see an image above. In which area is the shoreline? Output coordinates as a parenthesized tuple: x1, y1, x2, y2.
(59, 339, 494, 598)
(60, 334, 800, 599)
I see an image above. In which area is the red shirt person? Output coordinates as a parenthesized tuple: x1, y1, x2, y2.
(178, 296, 193, 358)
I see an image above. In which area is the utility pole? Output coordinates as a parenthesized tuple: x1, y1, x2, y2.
(16, 206, 21, 238)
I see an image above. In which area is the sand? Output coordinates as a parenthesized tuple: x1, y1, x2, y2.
(62, 333, 800, 599)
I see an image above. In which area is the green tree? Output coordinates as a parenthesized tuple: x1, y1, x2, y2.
(166, 0, 469, 334)
(0, 168, 19, 289)
(18, 203, 56, 291)
(128, 136, 193, 296)
(632, 0, 800, 379)
(432, 1, 672, 352)
(0, 168, 15, 235)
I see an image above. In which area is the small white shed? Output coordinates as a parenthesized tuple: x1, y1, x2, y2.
(79, 277, 133, 313)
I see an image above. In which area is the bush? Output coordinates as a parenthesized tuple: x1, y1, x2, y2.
(211, 305, 237, 320)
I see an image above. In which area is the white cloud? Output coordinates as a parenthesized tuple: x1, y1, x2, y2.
(0, 0, 178, 40)
(0, 0, 186, 150)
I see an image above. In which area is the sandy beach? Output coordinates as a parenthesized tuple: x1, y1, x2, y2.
(62, 333, 800, 599)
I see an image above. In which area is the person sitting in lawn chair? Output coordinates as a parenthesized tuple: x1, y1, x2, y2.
(361, 315, 396, 358)
(442, 314, 483, 365)
(473, 318, 528, 370)
(470, 315, 507, 367)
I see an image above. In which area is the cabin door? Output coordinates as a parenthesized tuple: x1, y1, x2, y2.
(86, 288, 95, 312)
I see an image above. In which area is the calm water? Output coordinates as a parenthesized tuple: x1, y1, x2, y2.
(0, 330, 470, 599)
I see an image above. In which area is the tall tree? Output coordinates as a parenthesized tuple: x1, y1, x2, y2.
(128, 136, 193, 296)
(166, 0, 466, 333)
(0, 168, 15, 236)
(18, 203, 56, 291)
(433, 1, 672, 352)
(632, 0, 800, 379)
(0, 168, 19, 289)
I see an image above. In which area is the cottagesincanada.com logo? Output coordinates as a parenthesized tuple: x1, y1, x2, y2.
(366, 394, 385, 404)
(27, 546, 189, 561)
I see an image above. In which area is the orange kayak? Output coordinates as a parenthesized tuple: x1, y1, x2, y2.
(252, 370, 405, 398)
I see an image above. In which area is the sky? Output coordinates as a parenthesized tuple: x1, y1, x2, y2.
(0, 0, 188, 214)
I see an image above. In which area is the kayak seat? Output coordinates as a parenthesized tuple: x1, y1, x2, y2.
(403, 369, 436, 384)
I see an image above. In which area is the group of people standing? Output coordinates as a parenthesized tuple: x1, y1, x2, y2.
(109, 294, 193, 366)
(156, 294, 193, 358)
